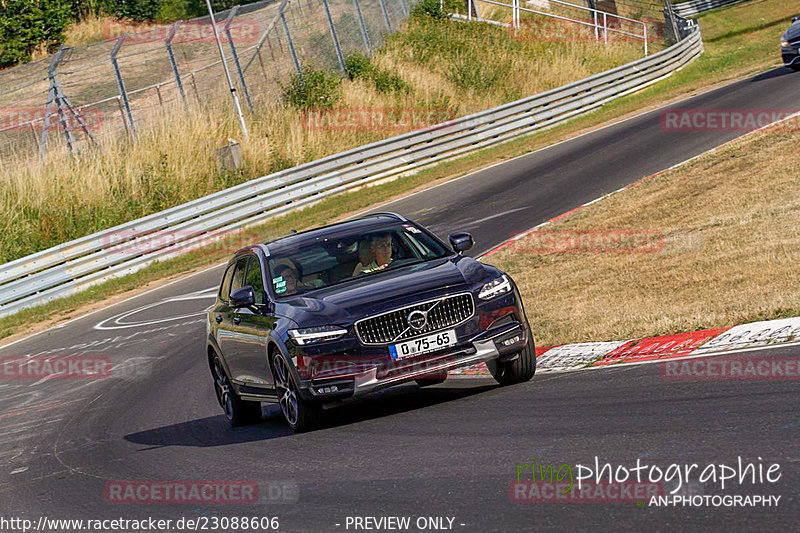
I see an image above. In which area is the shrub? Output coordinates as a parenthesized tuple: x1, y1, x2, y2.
(411, 0, 446, 21)
(282, 67, 343, 110)
(344, 52, 411, 94)
(101, 0, 162, 22)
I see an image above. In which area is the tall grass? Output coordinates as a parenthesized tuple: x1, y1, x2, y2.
(0, 14, 645, 264)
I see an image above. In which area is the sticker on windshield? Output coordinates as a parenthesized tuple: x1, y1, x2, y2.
(275, 286, 287, 294)
(404, 224, 421, 234)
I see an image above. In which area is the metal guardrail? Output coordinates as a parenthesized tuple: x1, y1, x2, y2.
(672, 0, 748, 18)
(0, 25, 703, 318)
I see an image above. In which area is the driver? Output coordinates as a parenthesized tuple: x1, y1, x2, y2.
(353, 232, 393, 276)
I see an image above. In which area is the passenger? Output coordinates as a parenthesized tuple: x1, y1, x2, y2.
(353, 232, 393, 276)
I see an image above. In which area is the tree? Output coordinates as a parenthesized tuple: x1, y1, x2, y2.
(0, 0, 72, 67)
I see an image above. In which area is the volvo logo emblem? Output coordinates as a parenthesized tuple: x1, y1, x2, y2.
(407, 310, 427, 331)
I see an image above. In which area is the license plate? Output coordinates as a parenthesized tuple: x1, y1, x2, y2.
(389, 329, 457, 360)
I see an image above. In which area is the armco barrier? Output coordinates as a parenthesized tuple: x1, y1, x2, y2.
(672, 0, 749, 18)
(0, 26, 703, 318)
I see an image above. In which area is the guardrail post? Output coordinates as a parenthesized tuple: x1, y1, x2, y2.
(352, 0, 372, 54)
(281, 8, 302, 75)
(224, 6, 254, 112)
(322, 0, 347, 75)
(111, 34, 138, 141)
(166, 22, 188, 108)
(379, 0, 393, 31)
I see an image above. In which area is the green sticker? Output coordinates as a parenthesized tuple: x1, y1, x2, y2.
(275, 286, 287, 294)
(272, 276, 284, 283)
(275, 280, 286, 288)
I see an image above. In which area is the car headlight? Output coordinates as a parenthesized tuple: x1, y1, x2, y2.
(478, 275, 513, 300)
(288, 325, 348, 345)
(782, 40, 790, 47)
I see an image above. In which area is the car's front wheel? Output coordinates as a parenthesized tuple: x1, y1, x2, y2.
(488, 330, 537, 386)
(272, 352, 320, 432)
(212, 355, 262, 426)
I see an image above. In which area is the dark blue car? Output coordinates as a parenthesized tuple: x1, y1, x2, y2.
(781, 16, 800, 70)
(206, 213, 535, 431)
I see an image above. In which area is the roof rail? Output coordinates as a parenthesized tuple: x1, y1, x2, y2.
(359, 212, 408, 222)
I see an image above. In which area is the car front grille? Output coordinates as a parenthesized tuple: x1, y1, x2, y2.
(355, 293, 475, 345)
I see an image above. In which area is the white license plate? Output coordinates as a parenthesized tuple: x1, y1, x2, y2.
(389, 329, 457, 360)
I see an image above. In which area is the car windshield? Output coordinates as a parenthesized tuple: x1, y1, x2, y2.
(267, 222, 450, 297)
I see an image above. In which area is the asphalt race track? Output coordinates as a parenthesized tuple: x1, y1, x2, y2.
(1, 68, 799, 531)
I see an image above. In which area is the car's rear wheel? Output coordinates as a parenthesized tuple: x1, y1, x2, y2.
(212, 356, 262, 426)
(489, 329, 537, 386)
(272, 352, 320, 432)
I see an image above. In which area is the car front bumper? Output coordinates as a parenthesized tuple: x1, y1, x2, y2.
(297, 319, 528, 401)
(782, 46, 800, 65)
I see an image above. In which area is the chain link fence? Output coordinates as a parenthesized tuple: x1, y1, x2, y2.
(0, 0, 417, 163)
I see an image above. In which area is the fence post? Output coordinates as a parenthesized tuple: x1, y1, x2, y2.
(29, 123, 40, 152)
(240, 1, 285, 75)
(224, 6, 254, 112)
(379, 0, 392, 31)
(322, 0, 347, 75)
(603, 12, 608, 43)
(39, 50, 61, 160)
(281, 8, 302, 75)
(203, 0, 249, 140)
(352, 0, 372, 54)
(399, 0, 408, 17)
(117, 96, 131, 138)
(166, 21, 188, 108)
(643, 23, 648, 56)
(111, 34, 138, 141)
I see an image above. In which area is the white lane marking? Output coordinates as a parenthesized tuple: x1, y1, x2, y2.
(461, 207, 531, 228)
(0, 263, 225, 353)
(10, 467, 28, 475)
(93, 287, 217, 330)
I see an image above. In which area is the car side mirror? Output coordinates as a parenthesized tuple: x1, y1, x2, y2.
(449, 232, 474, 254)
(230, 285, 255, 308)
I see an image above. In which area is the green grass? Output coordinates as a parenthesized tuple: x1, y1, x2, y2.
(0, 0, 794, 343)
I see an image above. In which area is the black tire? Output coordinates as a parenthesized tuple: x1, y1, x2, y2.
(212, 356, 262, 427)
(272, 351, 320, 433)
(489, 330, 537, 386)
(415, 377, 447, 387)
(791, 64, 800, 72)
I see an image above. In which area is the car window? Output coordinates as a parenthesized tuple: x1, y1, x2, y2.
(229, 257, 248, 297)
(219, 263, 236, 300)
(267, 222, 450, 297)
(245, 255, 265, 305)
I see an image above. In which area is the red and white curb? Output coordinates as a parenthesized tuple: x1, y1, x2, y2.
(450, 317, 800, 376)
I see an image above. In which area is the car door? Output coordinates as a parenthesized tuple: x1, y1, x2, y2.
(227, 254, 276, 389)
(217, 256, 248, 383)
